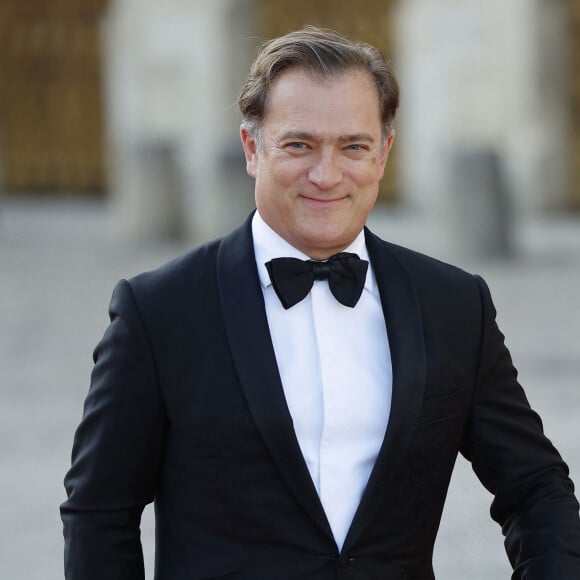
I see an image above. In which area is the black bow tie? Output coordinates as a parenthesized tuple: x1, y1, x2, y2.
(265, 252, 368, 309)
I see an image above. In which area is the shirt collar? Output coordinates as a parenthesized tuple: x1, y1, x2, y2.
(252, 210, 376, 295)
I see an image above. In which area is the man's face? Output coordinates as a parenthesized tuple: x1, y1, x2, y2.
(241, 67, 394, 260)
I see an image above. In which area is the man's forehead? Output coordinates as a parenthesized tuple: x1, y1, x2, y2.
(265, 66, 378, 103)
(263, 67, 382, 127)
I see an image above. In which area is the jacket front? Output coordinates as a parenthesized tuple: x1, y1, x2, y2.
(61, 216, 580, 580)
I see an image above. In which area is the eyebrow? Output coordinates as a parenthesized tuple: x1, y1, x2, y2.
(338, 133, 376, 144)
(279, 131, 376, 144)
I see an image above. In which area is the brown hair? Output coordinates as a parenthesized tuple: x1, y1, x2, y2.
(239, 26, 399, 140)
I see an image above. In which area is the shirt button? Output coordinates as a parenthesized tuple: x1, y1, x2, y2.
(339, 554, 354, 569)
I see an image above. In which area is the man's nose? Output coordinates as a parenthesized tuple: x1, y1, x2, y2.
(308, 151, 342, 189)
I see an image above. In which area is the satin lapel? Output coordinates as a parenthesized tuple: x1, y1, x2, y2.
(216, 215, 332, 539)
(343, 229, 427, 550)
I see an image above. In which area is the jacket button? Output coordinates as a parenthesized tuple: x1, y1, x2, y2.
(339, 554, 354, 569)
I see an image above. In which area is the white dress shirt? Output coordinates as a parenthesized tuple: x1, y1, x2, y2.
(252, 211, 393, 550)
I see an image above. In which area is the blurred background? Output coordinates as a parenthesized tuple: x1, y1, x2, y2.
(0, 1, 579, 579)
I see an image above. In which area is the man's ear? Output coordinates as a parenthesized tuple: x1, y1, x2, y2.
(240, 126, 259, 179)
(378, 129, 395, 180)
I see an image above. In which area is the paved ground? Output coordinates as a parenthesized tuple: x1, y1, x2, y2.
(1, 198, 579, 579)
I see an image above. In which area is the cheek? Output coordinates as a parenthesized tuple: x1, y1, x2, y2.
(350, 164, 381, 189)
(274, 161, 305, 188)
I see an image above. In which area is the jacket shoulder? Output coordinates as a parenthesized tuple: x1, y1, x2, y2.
(365, 229, 491, 336)
(125, 215, 254, 305)
(128, 238, 221, 300)
(366, 229, 478, 287)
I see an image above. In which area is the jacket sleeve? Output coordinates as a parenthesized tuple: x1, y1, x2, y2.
(462, 275, 580, 579)
(61, 280, 166, 580)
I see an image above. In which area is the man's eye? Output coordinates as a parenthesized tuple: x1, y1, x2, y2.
(287, 142, 308, 149)
(346, 144, 365, 151)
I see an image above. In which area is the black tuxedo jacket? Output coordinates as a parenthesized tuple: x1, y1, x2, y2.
(62, 215, 580, 579)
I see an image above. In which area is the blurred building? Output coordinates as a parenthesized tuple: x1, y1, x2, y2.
(0, 0, 579, 243)
(0, 0, 107, 194)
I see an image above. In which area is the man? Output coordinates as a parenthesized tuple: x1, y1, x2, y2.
(61, 27, 580, 579)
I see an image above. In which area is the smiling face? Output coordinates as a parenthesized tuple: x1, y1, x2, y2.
(241, 67, 395, 260)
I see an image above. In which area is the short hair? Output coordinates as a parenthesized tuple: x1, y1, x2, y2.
(239, 26, 399, 140)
